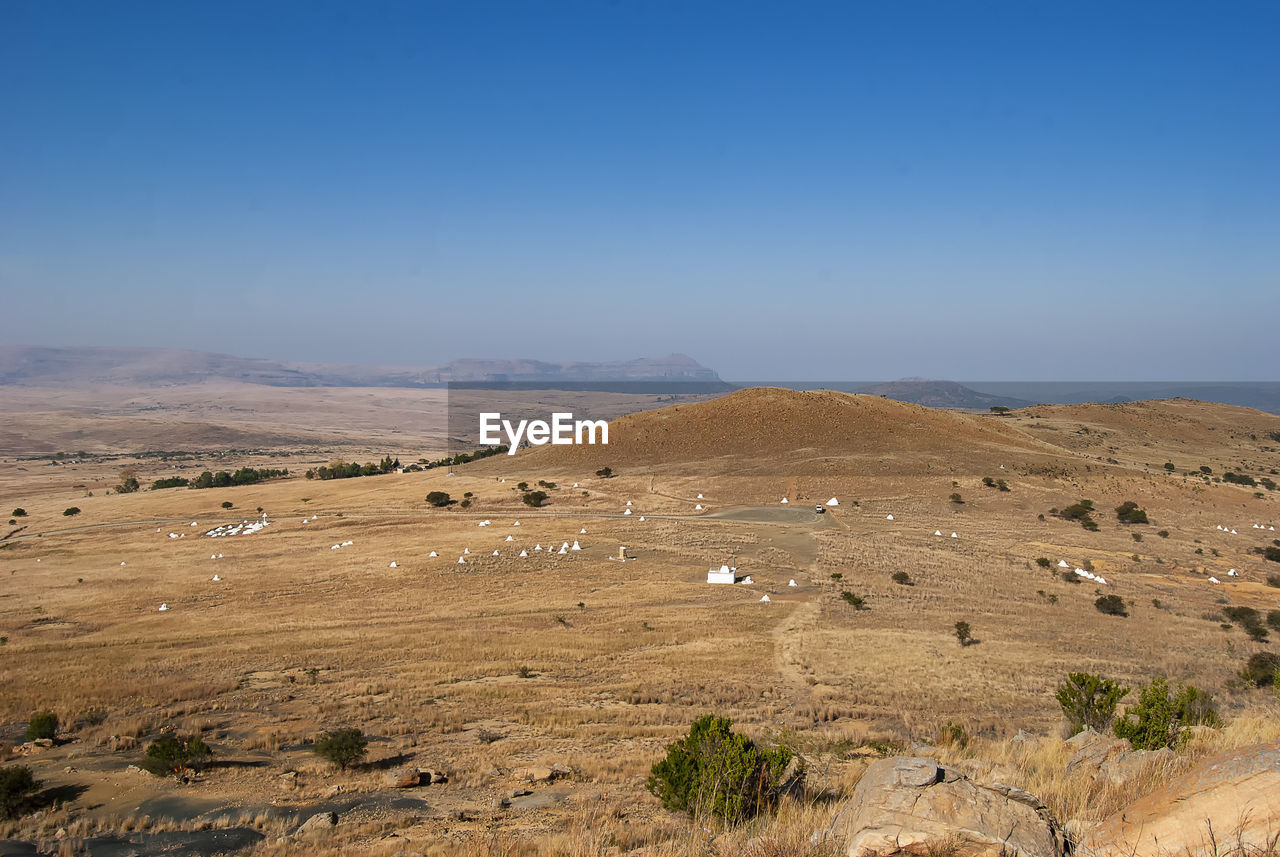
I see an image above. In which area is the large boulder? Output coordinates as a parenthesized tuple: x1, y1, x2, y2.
(295, 811, 337, 838)
(830, 757, 1064, 857)
(1063, 729, 1129, 780)
(1083, 742, 1280, 856)
(383, 767, 421, 788)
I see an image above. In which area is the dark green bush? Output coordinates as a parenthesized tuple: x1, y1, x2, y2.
(1095, 595, 1128, 616)
(1265, 546, 1280, 563)
(840, 591, 866, 609)
(1115, 501, 1149, 524)
(425, 491, 451, 507)
(1114, 677, 1219, 749)
(890, 571, 912, 586)
(954, 621, 972, 646)
(313, 728, 367, 770)
(646, 715, 794, 824)
(595, 467, 613, 478)
(0, 766, 39, 819)
(1240, 652, 1280, 688)
(62, 507, 81, 517)
(1057, 673, 1128, 735)
(142, 735, 212, 777)
(522, 490, 548, 508)
(25, 711, 58, 741)
(11, 508, 26, 517)
(1036, 557, 1051, 568)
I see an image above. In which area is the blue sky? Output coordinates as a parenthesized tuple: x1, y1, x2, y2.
(2, 0, 1276, 380)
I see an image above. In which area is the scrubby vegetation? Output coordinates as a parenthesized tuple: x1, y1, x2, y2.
(313, 727, 367, 770)
(1223, 606, 1270, 642)
(1114, 500, 1148, 524)
(1239, 652, 1280, 688)
(646, 715, 795, 824)
(1057, 672, 1128, 735)
(0, 766, 38, 819)
(1095, 594, 1128, 616)
(421, 446, 510, 469)
(522, 490, 549, 507)
(62, 507, 80, 517)
(141, 735, 213, 778)
(1114, 677, 1218, 749)
(1054, 499, 1099, 531)
(24, 711, 57, 741)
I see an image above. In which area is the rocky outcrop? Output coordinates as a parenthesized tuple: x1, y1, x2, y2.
(1083, 742, 1280, 856)
(830, 756, 1064, 857)
(295, 811, 337, 837)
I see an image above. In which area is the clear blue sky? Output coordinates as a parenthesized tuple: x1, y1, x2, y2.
(2, 0, 1276, 380)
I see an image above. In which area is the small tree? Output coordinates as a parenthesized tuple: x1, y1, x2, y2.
(954, 621, 972, 647)
(1095, 595, 1128, 616)
(314, 728, 367, 770)
(1115, 501, 1149, 524)
(1240, 652, 1280, 688)
(25, 711, 58, 741)
(142, 735, 212, 777)
(840, 591, 866, 609)
(425, 491, 451, 507)
(63, 507, 81, 517)
(1113, 677, 1218, 749)
(1056, 673, 1128, 735)
(1035, 557, 1051, 568)
(890, 571, 913, 586)
(949, 493, 964, 504)
(522, 490, 548, 508)
(595, 467, 613, 478)
(115, 467, 140, 494)
(646, 715, 794, 824)
(0, 766, 39, 819)
(11, 508, 26, 517)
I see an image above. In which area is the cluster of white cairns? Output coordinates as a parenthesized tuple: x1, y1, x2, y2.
(447, 521, 586, 565)
(1055, 559, 1107, 585)
(206, 514, 270, 538)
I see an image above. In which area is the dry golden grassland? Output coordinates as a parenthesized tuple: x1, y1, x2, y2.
(1, 389, 1279, 853)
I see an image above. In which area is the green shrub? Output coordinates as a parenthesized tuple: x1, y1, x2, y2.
(954, 621, 972, 646)
(1223, 606, 1269, 642)
(595, 467, 613, 478)
(890, 571, 912, 586)
(1095, 595, 1128, 616)
(11, 508, 26, 517)
(1164, 462, 1175, 471)
(425, 491, 451, 507)
(62, 507, 81, 517)
(1240, 652, 1280, 688)
(1265, 547, 1280, 563)
(313, 727, 367, 770)
(1115, 501, 1149, 524)
(1268, 610, 1280, 632)
(1035, 557, 1051, 568)
(646, 715, 795, 824)
(840, 591, 866, 609)
(522, 490, 548, 508)
(949, 493, 964, 504)
(1056, 673, 1128, 735)
(141, 735, 212, 777)
(1113, 677, 1219, 749)
(0, 766, 39, 819)
(220, 501, 233, 509)
(25, 711, 58, 741)
(938, 721, 969, 749)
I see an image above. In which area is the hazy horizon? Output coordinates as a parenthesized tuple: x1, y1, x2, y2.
(3, 1, 1277, 380)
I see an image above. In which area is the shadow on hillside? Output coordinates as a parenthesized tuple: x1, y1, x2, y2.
(361, 752, 416, 771)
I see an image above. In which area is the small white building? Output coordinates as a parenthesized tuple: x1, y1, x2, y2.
(707, 563, 737, 584)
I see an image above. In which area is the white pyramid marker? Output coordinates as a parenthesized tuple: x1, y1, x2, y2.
(788, 579, 797, 587)
(760, 595, 770, 602)
(428, 551, 438, 557)
(519, 550, 528, 557)
(571, 541, 581, 550)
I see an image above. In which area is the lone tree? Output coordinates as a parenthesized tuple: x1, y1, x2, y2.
(24, 711, 58, 742)
(1056, 673, 1128, 735)
(522, 490, 549, 508)
(425, 491, 451, 508)
(646, 715, 795, 824)
(115, 467, 140, 494)
(1115, 501, 1149, 524)
(595, 466, 613, 478)
(142, 735, 213, 778)
(314, 727, 368, 771)
(1095, 594, 1128, 616)
(62, 507, 81, 517)
(0, 766, 39, 819)
(954, 621, 972, 647)
(11, 508, 26, 517)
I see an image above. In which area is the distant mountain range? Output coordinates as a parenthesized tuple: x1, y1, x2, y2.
(0, 346, 728, 389)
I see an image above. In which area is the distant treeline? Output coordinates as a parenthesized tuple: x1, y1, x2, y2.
(420, 445, 509, 469)
(305, 456, 400, 481)
(150, 467, 289, 491)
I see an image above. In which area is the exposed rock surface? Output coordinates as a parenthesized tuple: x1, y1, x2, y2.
(295, 811, 338, 837)
(831, 756, 1064, 857)
(1083, 742, 1280, 857)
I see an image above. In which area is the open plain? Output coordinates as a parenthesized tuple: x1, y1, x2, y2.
(2, 386, 1280, 855)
